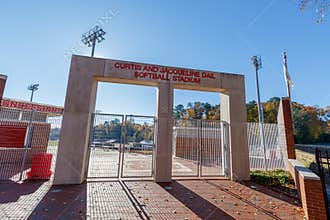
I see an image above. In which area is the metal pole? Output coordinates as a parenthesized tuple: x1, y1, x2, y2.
(30, 90, 34, 102)
(283, 52, 295, 131)
(91, 40, 95, 57)
(19, 85, 38, 181)
(91, 39, 96, 57)
(19, 110, 35, 181)
(255, 68, 268, 171)
(283, 52, 292, 101)
(286, 80, 291, 100)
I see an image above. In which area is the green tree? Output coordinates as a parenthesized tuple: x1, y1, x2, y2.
(293, 103, 326, 143)
(173, 97, 330, 144)
(173, 104, 186, 119)
(246, 100, 259, 122)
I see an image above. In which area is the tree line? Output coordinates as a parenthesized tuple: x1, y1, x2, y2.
(92, 118, 154, 144)
(50, 97, 329, 145)
(173, 97, 330, 144)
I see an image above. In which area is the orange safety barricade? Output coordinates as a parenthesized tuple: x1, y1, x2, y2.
(27, 153, 52, 179)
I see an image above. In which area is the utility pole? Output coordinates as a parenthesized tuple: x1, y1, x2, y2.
(251, 55, 267, 170)
(82, 26, 106, 57)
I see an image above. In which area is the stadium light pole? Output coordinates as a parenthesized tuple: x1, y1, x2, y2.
(19, 83, 39, 181)
(28, 83, 39, 102)
(251, 55, 267, 171)
(81, 26, 106, 57)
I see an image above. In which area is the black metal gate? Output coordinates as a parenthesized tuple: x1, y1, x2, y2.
(87, 113, 156, 179)
(315, 148, 330, 219)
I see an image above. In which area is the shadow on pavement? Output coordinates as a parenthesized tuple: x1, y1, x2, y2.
(242, 181, 301, 205)
(159, 181, 235, 220)
(27, 183, 86, 220)
(0, 180, 46, 203)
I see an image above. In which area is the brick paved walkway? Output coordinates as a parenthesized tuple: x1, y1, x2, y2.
(0, 179, 304, 219)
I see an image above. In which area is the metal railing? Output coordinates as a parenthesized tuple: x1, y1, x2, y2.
(122, 115, 155, 178)
(172, 120, 287, 174)
(0, 107, 48, 122)
(315, 148, 330, 219)
(247, 122, 287, 170)
(87, 113, 156, 178)
(172, 119, 226, 177)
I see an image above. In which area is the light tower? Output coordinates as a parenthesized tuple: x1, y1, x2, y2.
(20, 83, 40, 180)
(81, 26, 106, 57)
(251, 55, 267, 170)
(27, 83, 39, 102)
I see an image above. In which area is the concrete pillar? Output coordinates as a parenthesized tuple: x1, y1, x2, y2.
(277, 97, 296, 160)
(220, 89, 250, 181)
(53, 57, 102, 185)
(154, 83, 173, 182)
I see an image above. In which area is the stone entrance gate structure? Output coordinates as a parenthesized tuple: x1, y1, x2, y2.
(54, 55, 250, 184)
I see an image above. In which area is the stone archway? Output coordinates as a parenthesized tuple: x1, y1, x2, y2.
(53, 55, 250, 184)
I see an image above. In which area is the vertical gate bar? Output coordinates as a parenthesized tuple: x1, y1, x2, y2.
(221, 122, 225, 175)
(120, 115, 127, 178)
(86, 113, 95, 178)
(199, 120, 202, 177)
(218, 121, 221, 175)
(19, 110, 35, 181)
(326, 151, 330, 176)
(315, 148, 330, 219)
(151, 116, 156, 176)
(117, 115, 124, 178)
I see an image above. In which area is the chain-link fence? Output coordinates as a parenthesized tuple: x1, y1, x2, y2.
(0, 107, 62, 181)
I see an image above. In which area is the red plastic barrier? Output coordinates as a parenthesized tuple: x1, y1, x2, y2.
(27, 153, 52, 180)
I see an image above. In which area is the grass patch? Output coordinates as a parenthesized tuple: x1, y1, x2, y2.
(48, 140, 59, 147)
(250, 169, 294, 187)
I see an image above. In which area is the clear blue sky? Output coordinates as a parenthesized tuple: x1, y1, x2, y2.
(1, 0, 329, 115)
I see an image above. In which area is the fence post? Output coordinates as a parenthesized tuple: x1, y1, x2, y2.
(315, 148, 330, 219)
(19, 110, 35, 181)
(221, 121, 231, 178)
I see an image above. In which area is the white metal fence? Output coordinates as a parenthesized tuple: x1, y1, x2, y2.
(172, 120, 287, 172)
(247, 122, 287, 170)
(172, 119, 227, 177)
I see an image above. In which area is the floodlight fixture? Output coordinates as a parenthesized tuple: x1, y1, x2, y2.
(27, 83, 39, 102)
(251, 55, 262, 71)
(81, 26, 106, 57)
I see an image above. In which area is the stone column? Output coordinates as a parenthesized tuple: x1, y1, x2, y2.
(277, 97, 296, 160)
(53, 57, 103, 185)
(220, 88, 250, 181)
(154, 82, 173, 182)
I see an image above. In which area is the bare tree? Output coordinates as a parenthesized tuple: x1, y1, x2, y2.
(298, 0, 330, 23)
